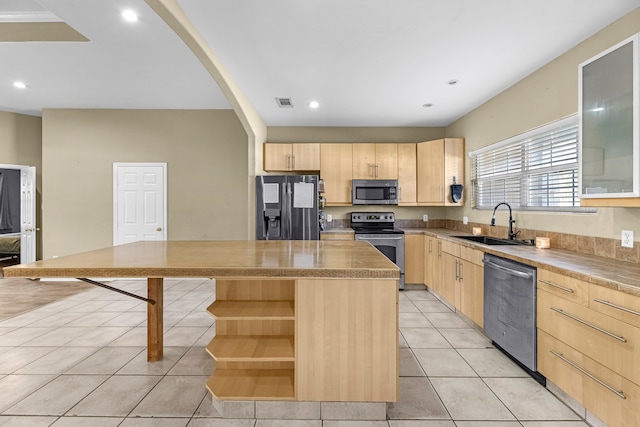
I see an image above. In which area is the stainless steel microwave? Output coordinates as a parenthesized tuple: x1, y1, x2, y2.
(352, 179, 398, 205)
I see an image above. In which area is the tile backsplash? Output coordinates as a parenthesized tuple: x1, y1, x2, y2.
(324, 218, 638, 264)
(408, 219, 639, 264)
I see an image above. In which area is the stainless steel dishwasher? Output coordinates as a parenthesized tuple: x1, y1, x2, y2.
(483, 253, 544, 383)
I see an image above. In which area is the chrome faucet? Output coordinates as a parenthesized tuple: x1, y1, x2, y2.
(491, 202, 517, 240)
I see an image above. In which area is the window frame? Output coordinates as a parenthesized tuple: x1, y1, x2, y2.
(469, 115, 595, 213)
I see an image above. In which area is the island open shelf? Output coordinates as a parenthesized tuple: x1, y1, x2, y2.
(206, 369, 295, 401)
(206, 336, 295, 362)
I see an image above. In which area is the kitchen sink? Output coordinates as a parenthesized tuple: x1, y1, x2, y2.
(452, 235, 535, 246)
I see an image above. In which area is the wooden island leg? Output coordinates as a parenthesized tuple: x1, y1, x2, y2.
(147, 277, 164, 361)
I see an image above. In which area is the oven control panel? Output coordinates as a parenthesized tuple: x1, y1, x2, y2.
(351, 212, 395, 222)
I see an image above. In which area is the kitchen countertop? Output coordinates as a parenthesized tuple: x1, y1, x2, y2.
(2, 240, 399, 280)
(402, 228, 640, 297)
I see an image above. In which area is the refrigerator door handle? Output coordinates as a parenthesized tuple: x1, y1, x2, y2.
(286, 182, 292, 240)
(282, 182, 288, 240)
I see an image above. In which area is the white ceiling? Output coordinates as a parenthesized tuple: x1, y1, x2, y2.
(1, 0, 639, 127)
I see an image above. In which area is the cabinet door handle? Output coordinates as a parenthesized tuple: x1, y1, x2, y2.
(455, 260, 460, 281)
(292, 155, 296, 169)
(550, 350, 626, 399)
(539, 279, 574, 293)
(437, 240, 441, 258)
(550, 307, 627, 342)
(593, 298, 640, 317)
(459, 261, 463, 282)
(428, 239, 432, 254)
(286, 155, 291, 170)
(369, 163, 374, 177)
(398, 186, 403, 201)
(375, 164, 379, 178)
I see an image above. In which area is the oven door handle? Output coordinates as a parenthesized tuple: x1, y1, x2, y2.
(355, 236, 404, 241)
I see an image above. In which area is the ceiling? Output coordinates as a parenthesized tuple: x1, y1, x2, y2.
(1, 0, 639, 127)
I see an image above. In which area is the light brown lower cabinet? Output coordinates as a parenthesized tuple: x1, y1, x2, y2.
(457, 255, 483, 327)
(538, 330, 640, 427)
(440, 240, 483, 327)
(537, 270, 640, 427)
(537, 289, 640, 385)
(425, 236, 442, 295)
(404, 234, 425, 284)
(442, 252, 458, 307)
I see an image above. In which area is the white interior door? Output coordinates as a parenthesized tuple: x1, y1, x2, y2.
(20, 166, 36, 263)
(113, 163, 167, 245)
(0, 164, 36, 263)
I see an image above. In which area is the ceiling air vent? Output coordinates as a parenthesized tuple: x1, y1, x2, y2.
(275, 97, 293, 108)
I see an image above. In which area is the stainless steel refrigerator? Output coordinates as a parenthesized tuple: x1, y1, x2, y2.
(256, 175, 319, 240)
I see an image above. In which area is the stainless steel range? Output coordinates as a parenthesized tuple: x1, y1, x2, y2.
(350, 212, 405, 289)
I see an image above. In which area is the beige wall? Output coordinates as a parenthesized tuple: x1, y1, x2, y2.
(0, 111, 42, 167)
(0, 111, 43, 258)
(445, 7, 640, 240)
(146, 0, 268, 239)
(267, 126, 446, 144)
(41, 109, 248, 258)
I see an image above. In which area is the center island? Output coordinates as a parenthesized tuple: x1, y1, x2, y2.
(3, 240, 400, 405)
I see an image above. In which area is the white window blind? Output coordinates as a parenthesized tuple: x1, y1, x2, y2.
(470, 115, 589, 211)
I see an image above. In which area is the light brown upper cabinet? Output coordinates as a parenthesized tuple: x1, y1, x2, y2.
(352, 143, 398, 179)
(397, 143, 417, 206)
(580, 34, 640, 207)
(320, 144, 353, 206)
(263, 143, 320, 171)
(417, 138, 465, 206)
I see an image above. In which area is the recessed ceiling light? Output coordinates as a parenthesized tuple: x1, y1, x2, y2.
(13, 81, 26, 89)
(122, 10, 138, 22)
(422, 103, 434, 108)
(309, 101, 319, 109)
(447, 79, 459, 85)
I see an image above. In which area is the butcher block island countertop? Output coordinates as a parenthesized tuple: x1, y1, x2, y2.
(3, 240, 400, 404)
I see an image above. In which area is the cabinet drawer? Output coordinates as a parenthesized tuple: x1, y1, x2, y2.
(537, 289, 640, 385)
(538, 330, 640, 427)
(441, 240, 460, 257)
(537, 269, 589, 306)
(590, 284, 640, 328)
(460, 246, 483, 265)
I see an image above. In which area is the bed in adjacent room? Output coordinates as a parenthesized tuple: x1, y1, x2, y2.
(0, 234, 20, 263)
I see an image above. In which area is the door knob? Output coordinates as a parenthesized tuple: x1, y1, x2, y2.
(156, 227, 162, 232)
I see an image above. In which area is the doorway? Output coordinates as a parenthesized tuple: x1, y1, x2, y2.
(0, 164, 36, 265)
(113, 163, 167, 245)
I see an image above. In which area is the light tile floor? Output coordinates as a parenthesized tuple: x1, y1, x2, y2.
(0, 279, 595, 426)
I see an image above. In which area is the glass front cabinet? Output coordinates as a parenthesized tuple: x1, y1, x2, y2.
(579, 33, 640, 206)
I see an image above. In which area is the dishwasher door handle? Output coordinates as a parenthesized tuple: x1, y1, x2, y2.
(483, 259, 533, 279)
